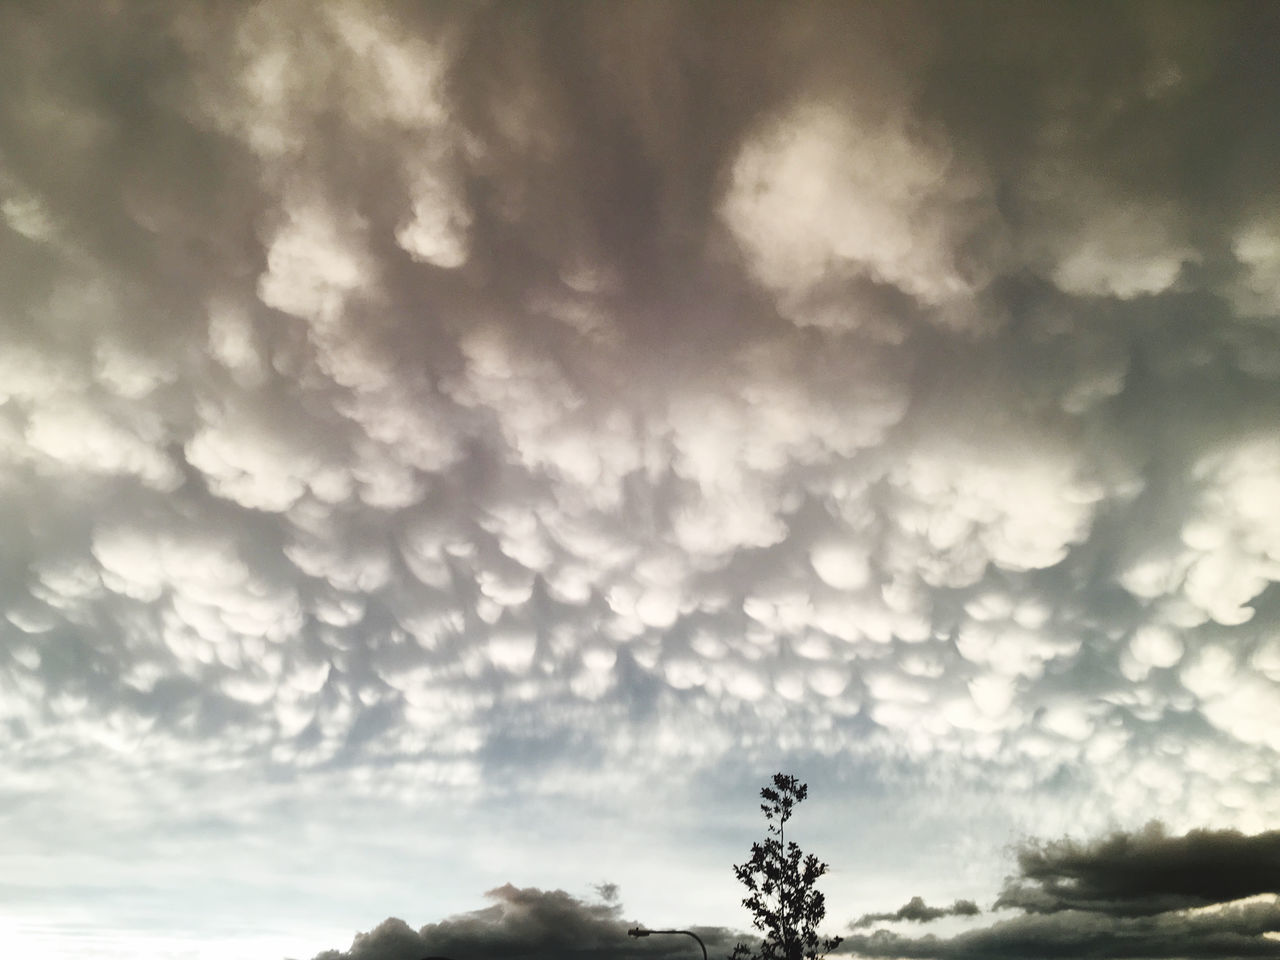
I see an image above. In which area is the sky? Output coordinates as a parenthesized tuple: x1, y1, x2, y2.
(2, 1, 1280, 958)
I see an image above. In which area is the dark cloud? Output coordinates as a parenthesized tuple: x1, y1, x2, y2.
(312, 826, 1280, 960)
(853, 896, 980, 928)
(843, 899, 1280, 960)
(844, 825, 1280, 960)
(310, 885, 740, 960)
(996, 824, 1280, 917)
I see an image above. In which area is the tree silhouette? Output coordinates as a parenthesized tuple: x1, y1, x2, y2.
(730, 774, 842, 960)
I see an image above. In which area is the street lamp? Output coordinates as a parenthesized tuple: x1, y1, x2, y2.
(628, 926, 709, 960)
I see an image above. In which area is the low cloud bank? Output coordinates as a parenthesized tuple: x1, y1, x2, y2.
(311, 884, 739, 960)
(845, 824, 1280, 960)
(996, 823, 1280, 916)
(317, 825, 1280, 960)
(843, 901, 1280, 960)
(853, 896, 980, 928)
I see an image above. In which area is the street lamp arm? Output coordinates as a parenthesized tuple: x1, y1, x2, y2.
(628, 927, 708, 960)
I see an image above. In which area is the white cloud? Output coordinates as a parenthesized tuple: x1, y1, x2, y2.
(257, 193, 373, 327)
(722, 100, 991, 310)
(1122, 625, 1186, 681)
(396, 163, 471, 269)
(1045, 198, 1197, 299)
(1123, 437, 1280, 627)
(187, 397, 346, 512)
(1230, 210, 1280, 318)
(26, 398, 181, 489)
(888, 438, 1099, 591)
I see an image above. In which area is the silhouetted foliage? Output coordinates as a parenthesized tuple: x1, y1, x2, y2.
(731, 774, 842, 960)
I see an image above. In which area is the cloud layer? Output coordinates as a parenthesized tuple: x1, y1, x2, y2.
(847, 825, 1280, 960)
(853, 897, 980, 929)
(313, 885, 737, 960)
(1, 1, 1279, 955)
(995, 824, 1280, 917)
(319, 825, 1280, 960)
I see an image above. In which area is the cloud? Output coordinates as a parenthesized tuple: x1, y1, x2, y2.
(311, 826, 1280, 960)
(3, 0, 1279, 801)
(311, 885, 739, 960)
(845, 825, 1280, 960)
(995, 823, 1280, 917)
(722, 97, 994, 312)
(2, 2, 1280, 952)
(853, 897, 980, 929)
(843, 899, 1280, 960)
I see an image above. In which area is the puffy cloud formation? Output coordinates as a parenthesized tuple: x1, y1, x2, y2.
(2, 1, 1280, 955)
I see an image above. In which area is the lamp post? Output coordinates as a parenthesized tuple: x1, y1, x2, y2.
(628, 927, 708, 960)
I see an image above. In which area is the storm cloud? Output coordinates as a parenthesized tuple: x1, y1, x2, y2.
(315, 824, 1280, 960)
(311, 885, 738, 960)
(843, 900, 1280, 960)
(845, 824, 1280, 960)
(2, 1, 1280, 957)
(995, 824, 1280, 917)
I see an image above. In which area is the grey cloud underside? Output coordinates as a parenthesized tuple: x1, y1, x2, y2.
(853, 896, 980, 928)
(1, 0, 1280, 842)
(312, 884, 739, 960)
(847, 825, 1280, 960)
(324, 825, 1280, 960)
(843, 900, 1280, 960)
(996, 824, 1280, 916)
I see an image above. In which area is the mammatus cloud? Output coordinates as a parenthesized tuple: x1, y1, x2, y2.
(2, 1, 1280, 954)
(853, 896, 980, 928)
(2, 0, 1277, 823)
(845, 824, 1280, 960)
(310, 885, 738, 960)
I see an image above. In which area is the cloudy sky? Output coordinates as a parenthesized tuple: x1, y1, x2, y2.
(3, 2, 1280, 958)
